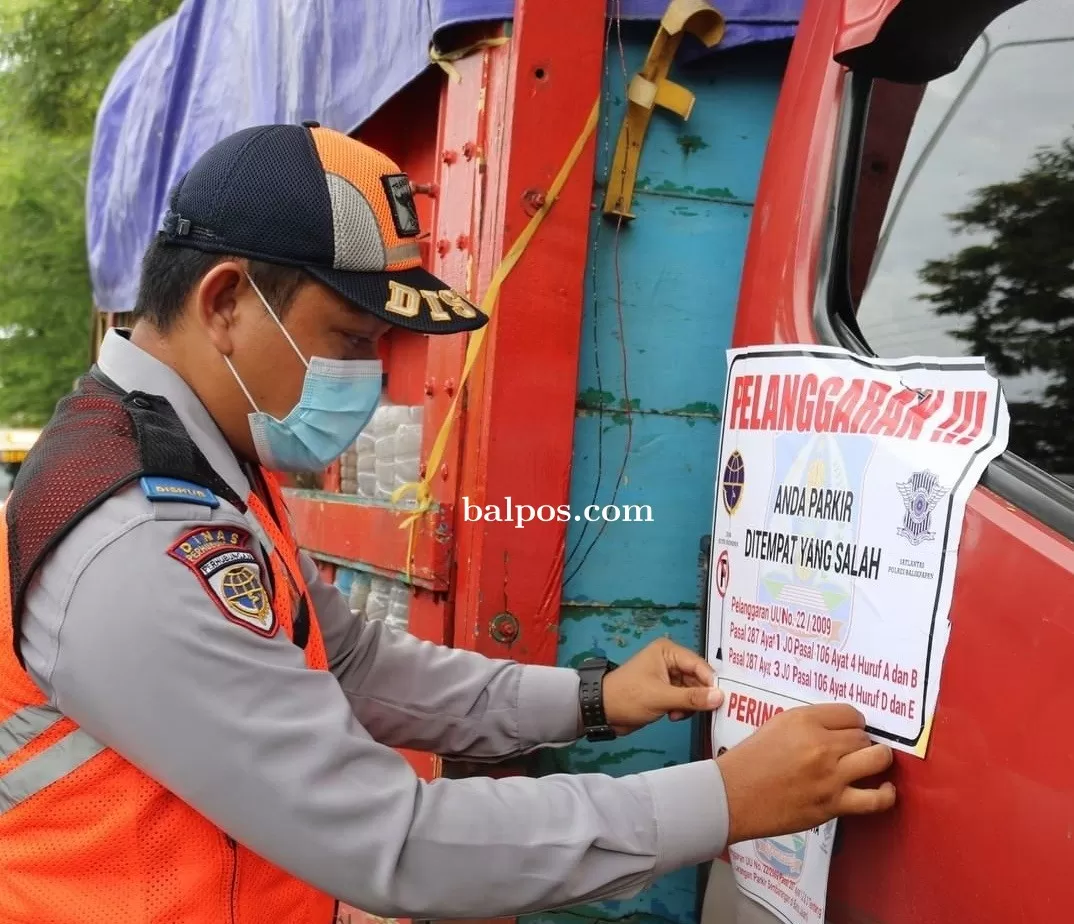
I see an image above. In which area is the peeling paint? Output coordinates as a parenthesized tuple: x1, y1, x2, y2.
(565, 746, 665, 774)
(562, 598, 699, 612)
(676, 133, 709, 156)
(576, 395, 721, 425)
(577, 387, 616, 408)
(608, 596, 656, 608)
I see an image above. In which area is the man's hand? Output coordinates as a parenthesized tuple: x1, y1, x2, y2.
(717, 702, 896, 843)
(600, 639, 723, 734)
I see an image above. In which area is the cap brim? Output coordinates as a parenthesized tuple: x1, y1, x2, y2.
(306, 265, 489, 335)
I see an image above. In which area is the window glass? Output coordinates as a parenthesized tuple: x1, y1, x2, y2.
(851, 0, 1074, 485)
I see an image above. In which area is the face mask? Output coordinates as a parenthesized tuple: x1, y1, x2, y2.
(224, 275, 383, 473)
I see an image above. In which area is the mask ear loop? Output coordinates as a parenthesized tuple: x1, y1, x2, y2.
(224, 355, 262, 414)
(245, 271, 310, 370)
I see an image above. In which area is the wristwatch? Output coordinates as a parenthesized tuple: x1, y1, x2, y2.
(577, 656, 619, 742)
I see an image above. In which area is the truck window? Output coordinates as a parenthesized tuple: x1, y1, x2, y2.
(845, 0, 1074, 489)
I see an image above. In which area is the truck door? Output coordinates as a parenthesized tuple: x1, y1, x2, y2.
(723, 0, 1074, 920)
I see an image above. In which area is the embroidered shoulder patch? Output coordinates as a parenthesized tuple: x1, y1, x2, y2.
(140, 476, 220, 508)
(167, 527, 277, 638)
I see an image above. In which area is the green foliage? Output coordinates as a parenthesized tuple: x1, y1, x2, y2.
(0, 0, 182, 138)
(919, 135, 1074, 473)
(0, 0, 182, 425)
(0, 128, 92, 423)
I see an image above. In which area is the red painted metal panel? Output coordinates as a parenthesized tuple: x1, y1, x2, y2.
(452, 0, 606, 665)
(833, 0, 902, 55)
(286, 491, 453, 593)
(735, 0, 1074, 920)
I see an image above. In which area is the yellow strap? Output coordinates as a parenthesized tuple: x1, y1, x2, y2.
(429, 36, 510, 82)
(391, 97, 601, 579)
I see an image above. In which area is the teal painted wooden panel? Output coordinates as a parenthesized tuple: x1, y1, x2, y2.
(524, 24, 789, 924)
(575, 197, 752, 431)
(562, 412, 721, 607)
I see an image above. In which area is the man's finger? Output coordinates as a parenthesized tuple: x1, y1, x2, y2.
(803, 702, 867, 730)
(658, 683, 723, 714)
(837, 742, 894, 782)
(829, 727, 873, 756)
(663, 643, 716, 686)
(834, 781, 897, 816)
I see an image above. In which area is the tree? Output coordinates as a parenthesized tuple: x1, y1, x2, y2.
(919, 135, 1074, 476)
(0, 0, 181, 138)
(0, 128, 92, 424)
(0, 0, 182, 425)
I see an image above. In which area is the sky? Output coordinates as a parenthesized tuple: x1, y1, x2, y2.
(854, 0, 1074, 404)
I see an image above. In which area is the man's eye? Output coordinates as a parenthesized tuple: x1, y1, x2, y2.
(343, 332, 372, 349)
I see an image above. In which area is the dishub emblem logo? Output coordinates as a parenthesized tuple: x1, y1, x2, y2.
(721, 450, 745, 515)
(896, 469, 947, 546)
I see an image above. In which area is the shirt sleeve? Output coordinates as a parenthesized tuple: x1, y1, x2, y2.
(301, 549, 583, 759)
(28, 512, 730, 919)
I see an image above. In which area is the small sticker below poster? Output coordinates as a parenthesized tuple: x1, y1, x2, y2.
(713, 678, 836, 924)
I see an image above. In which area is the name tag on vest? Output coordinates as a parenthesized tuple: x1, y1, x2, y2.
(140, 477, 220, 508)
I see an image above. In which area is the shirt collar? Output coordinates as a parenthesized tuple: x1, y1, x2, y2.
(96, 328, 251, 501)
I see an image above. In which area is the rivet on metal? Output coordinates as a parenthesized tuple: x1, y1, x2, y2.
(521, 188, 546, 217)
(441, 150, 458, 164)
(462, 141, 477, 160)
(490, 612, 520, 644)
(455, 234, 470, 251)
(437, 238, 451, 257)
(439, 463, 449, 481)
(424, 378, 436, 396)
(444, 378, 456, 397)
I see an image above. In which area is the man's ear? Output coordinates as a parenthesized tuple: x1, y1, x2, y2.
(194, 259, 249, 356)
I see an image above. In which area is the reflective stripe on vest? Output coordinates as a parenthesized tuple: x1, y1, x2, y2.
(0, 703, 104, 815)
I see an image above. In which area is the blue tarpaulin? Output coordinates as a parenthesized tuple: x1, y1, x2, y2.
(87, 0, 800, 313)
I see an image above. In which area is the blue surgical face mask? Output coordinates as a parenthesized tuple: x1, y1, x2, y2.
(224, 275, 383, 473)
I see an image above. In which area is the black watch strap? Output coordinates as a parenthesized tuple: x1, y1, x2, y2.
(577, 657, 618, 742)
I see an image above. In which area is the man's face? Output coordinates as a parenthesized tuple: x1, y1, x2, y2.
(179, 260, 392, 464)
(228, 273, 390, 422)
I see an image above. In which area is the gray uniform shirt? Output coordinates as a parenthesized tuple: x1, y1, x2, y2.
(20, 329, 729, 919)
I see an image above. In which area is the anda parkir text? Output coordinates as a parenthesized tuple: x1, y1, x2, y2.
(727, 372, 989, 445)
(741, 480, 881, 578)
(743, 529, 881, 581)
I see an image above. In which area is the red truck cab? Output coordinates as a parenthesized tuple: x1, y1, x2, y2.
(710, 0, 1074, 920)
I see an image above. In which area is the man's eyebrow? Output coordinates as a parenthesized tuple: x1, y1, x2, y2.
(341, 304, 382, 324)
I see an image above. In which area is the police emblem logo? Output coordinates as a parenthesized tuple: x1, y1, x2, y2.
(895, 469, 947, 547)
(381, 173, 421, 238)
(721, 450, 746, 515)
(167, 527, 278, 637)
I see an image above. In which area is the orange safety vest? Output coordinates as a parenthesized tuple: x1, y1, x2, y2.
(0, 372, 337, 923)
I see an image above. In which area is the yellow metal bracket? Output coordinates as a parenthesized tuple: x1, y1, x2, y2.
(602, 0, 725, 220)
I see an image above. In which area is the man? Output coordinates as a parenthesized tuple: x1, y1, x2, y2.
(0, 123, 894, 922)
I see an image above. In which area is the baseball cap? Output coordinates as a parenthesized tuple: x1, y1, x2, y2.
(157, 122, 488, 335)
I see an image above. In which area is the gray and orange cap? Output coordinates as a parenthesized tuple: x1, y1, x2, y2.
(158, 121, 488, 335)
